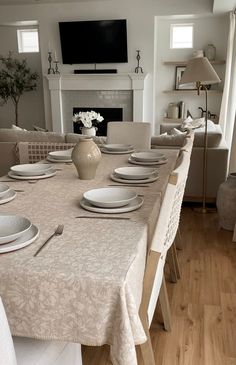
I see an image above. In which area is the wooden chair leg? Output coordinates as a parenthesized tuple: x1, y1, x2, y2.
(175, 227, 183, 250)
(167, 246, 178, 283)
(159, 277, 172, 332)
(139, 315, 155, 365)
(172, 242, 181, 279)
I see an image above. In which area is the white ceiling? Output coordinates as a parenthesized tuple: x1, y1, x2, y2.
(0, 0, 102, 5)
(213, 0, 236, 12)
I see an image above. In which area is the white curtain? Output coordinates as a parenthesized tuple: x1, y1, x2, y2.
(219, 11, 236, 173)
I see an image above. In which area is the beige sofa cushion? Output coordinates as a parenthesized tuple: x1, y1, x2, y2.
(0, 129, 65, 143)
(151, 133, 186, 147)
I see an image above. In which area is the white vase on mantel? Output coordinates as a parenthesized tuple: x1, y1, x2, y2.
(81, 126, 96, 136)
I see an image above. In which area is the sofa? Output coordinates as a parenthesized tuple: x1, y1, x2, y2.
(0, 126, 228, 202)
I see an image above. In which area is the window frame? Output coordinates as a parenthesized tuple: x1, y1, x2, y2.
(17, 28, 39, 53)
(170, 23, 194, 49)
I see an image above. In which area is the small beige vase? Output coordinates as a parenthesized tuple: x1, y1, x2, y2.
(72, 138, 101, 180)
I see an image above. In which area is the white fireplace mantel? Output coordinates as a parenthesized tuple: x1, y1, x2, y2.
(46, 73, 147, 133)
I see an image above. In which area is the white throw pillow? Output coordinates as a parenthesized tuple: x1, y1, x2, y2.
(11, 124, 27, 131)
(181, 117, 205, 131)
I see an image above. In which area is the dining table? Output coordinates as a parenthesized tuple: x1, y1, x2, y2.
(0, 148, 179, 365)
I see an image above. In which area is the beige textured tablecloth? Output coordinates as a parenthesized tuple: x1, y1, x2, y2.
(0, 149, 179, 365)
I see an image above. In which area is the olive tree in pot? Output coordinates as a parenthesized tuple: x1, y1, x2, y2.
(0, 53, 39, 127)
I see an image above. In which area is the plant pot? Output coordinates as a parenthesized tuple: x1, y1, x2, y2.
(81, 126, 96, 136)
(71, 138, 101, 180)
(216, 173, 236, 231)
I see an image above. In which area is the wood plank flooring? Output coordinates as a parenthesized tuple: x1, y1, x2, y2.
(82, 206, 236, 365)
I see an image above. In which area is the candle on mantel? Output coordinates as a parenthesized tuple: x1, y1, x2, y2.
(54, 50, 58, 62)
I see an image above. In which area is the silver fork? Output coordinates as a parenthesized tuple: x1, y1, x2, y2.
(34, 224, 64, 257)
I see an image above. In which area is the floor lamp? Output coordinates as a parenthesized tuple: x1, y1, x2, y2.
(179, 57, 221, 213)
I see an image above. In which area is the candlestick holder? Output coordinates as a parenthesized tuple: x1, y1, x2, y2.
(54, 61, 60, 74)
(47, 52, 55, 74)
(135, 50, 143, 74)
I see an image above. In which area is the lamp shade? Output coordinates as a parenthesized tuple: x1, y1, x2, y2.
(179, 57, 221, 85)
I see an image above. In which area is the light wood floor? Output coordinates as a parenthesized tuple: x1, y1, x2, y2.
(82, 206, 236, 365)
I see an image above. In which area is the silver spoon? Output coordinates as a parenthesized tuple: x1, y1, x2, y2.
(34, 224, 64, 257)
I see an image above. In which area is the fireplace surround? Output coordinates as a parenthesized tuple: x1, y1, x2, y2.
(46, 73, 147, 133)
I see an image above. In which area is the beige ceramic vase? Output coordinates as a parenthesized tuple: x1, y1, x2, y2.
(72, 138, 101, 180)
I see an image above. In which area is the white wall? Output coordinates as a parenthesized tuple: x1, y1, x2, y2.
(0, 0, 214, 131)
(154, 14, 229, 134)
(0, 25, 45, 129)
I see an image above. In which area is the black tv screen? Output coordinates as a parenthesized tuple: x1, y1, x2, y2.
(59, 19, 128, 64)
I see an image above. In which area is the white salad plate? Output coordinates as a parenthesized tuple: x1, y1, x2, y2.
(0, 183, 10, 197)
(83, 187, 137, 208)
(46, 156, 72, 163)
(110, 172, 159, 184)
(10, 164, 53, 176)
(80, 196, 143, 214)
(0, 190, 16, 205)
(48, 150, 72, 160)
(128, 156, 168, 166)
(0, 215, 32, 244)
(8, 170, 57, 180)
(114, 166, 158, 180)
(131, 151, 166, 162)
(103, 144, 134, 152)
(0, 225, 39, 254)
(100, 147, 134, 155)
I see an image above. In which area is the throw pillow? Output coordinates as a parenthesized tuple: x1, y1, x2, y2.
(33, 125, 48, 132)
(181, 116, 205, 131)
(11, 124, 27, 131)
(169, 128, 187, 136)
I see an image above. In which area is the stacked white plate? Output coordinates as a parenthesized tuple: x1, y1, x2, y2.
(0, 183, 16, 205)
(0, 215, 39, 253)
(47, 149, 72, 163)
(100, 144, 134, 155)
(111, 166, 159, 184)
(129, 151, 168, 166)
(9, 164, 56, 180)
(80, 187, 143, 213)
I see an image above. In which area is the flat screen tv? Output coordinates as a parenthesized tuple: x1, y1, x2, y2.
(59, 19, 128, 64)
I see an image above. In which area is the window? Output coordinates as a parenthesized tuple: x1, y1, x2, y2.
(170, 24, 193, 49)
(17, 29, 39, 53)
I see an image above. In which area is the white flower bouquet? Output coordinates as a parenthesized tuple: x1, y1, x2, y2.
(72, 110, 104, 129)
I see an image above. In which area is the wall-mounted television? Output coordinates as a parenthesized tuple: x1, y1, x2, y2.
(59, 19, 128, 64)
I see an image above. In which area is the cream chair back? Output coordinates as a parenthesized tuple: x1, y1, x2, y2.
(0, 297, 83, 365)
(0, 297, 17, 365)
(107, 122, 151, 149)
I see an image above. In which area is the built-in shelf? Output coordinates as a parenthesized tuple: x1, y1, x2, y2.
(163, 60, 225, 66)
(163, 89, 223, 94)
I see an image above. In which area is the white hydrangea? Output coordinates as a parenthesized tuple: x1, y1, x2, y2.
(72, 110, 104, 128)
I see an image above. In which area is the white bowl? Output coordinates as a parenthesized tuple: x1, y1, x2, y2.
(48, 150, 72, 160)
(131, 151, 166, 162)
(114, 166, 158, 180)
(0, 183, 10, 198)
(83, 187, 137, 208)
(0, 215, 32, 244)
(103, 144, 133, 152)
(10, 164, 53, 176)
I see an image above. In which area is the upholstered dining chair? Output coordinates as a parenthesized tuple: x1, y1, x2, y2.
(138, 172, 178, 365)
(0, 297, 83, 365)
(106, 121, 151, 149)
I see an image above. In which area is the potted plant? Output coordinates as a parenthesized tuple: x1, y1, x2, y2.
(0, 52, 39, 127)
(72, 110, 104, 136)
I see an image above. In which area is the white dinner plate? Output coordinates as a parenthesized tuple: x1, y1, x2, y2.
(103, 144, 134, 152)
(10, 164, 53, 176)
(8, 170, 57, 180)
(128, 156, 168, 166)
(80, 196, 143, 214)
(110, 172, 159, 184)
(83, 187, 137, 208)
(0, 183, 10, 197)
(46, 156, 72, 163)
(0, 190, 16, 205)
(0, 225, 39, 254)
(48, 150, 72, 160)
(131, 151, 166, 162)
(114, 166, 158, 180)
(0, 215, 32, 245)
(100, 147, 134, 155)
